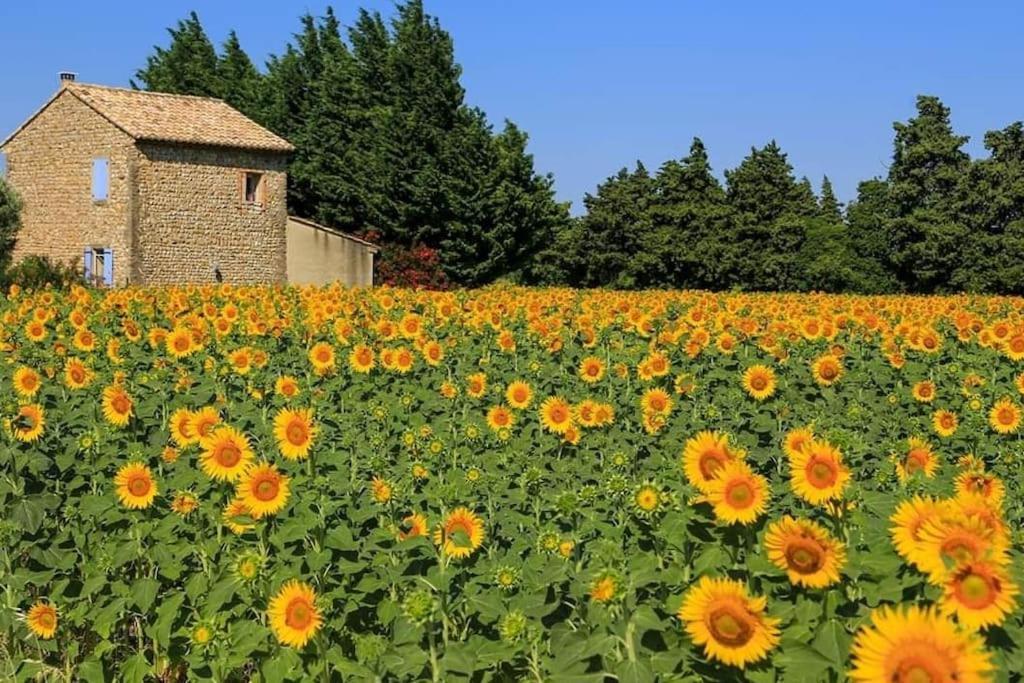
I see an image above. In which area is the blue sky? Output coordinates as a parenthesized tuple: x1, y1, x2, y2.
(2, 1, 1023, 213)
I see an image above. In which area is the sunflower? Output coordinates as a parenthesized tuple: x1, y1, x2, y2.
(848, 605, 992, 682)
(988, 397, 1021, 434)
(486, 405, 514, 432)
(811, 354, 843, 386)
(370, 476, 393, 504)
(705, 461, 770, 525)
(506, 381, 533, 409)
(539, 396, 574, 434)
(913, 515, 1009, 581)
(273, 408, 316, 460)
(168, 408, 195, 447)
(782, 426, 815, 461)
(763, 516, 845, 588)
(434, 507, 485, 560)
(222, 497, 255, 534)
(682, 431, 743, 494)
(932, 409, 959, 438)
(421, 340, 444, 366)
(308, 342, 336, 375)
(789, 440, 850, 506)
(640, 388, 673, 416)
(165, 327, 194, 358)
(190, 407, 221, 442)
(199, 426, 254, 481)
(115, 462, 158, 509)
(954, 471, 1005, 508)
(578, 356, 605, 383)
(589, 572, 619, 603)
(13, 366, 41, 397)
(275, 376, 301, 398)
(742, 365, 776, 401)
(237, 462, 290, 518)
(25, 601, 58, 639)
(466, 372, 487, 399)
(170, 491, 199, 517)
(398, 513, 429, 540)
(101, 384, 134, 427)
(63, 358, 93, 390)
(632, 481, 665, 518)
(268, 580, 323, 648)
(11, 404, 45, 442)
(911, 380, 936, 403)
(890, 495, 944, 565)
(895, 436, 939, 482)
(677, 576, 780, 668)
(941, 560, 1019, 631)
(348, 344, 375, 373)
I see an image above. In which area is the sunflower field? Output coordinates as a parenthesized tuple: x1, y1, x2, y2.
(2, 284, 1024, 682)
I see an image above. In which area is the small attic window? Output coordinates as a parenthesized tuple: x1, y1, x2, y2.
(242, 172, 264, 205)
(92, 158, 109, 202)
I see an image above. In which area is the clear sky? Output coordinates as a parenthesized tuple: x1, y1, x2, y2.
(2, 1, 1023, 214)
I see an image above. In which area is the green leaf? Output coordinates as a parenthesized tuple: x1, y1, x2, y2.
(131, 577, 160, 613)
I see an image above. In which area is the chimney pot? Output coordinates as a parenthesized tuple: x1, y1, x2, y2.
(58, 71, 77, 85)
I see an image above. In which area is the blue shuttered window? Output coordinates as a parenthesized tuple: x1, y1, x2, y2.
(82, 248, 114, 287)
(102, 248, 113, 286)
(83, 249, 94, 283)
(92, 158, 109, 201)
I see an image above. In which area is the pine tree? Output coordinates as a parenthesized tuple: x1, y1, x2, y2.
(649, 138, 731, 288)
(133, 11, 219, 96)
(818, 176, 843, 223)
(885, 95, 971, 291)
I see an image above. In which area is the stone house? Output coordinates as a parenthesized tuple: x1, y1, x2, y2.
(0, 74, 377, 287)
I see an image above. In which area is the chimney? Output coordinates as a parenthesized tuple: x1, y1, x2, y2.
(58, 71, 77, 87)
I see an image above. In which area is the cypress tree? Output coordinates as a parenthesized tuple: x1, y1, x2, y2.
(216, 31, 263, 117)
(133, 11, 219, 96)
(0, 178, 21, 271)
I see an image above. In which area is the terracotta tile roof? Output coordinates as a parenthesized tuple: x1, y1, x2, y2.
(63, 83, 294, 153)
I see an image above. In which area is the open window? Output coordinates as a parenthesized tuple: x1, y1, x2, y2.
(241, 171, 264, 206)
(83, 247, 113, 287)
(92, 158, 109, 202)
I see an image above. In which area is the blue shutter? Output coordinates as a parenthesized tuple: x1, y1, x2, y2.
(102, 248, 114, 286)
(83, 249, 93, 284)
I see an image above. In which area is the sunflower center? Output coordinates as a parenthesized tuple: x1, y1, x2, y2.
(906, 450, 928, 473)
(71, 368, 85, 383)
(174, 336, 189, 352)
(254, 477, 280, 501)
(941, 537, 978, 565)
(785, 539, 824, 574)
(286, 421, 308, 445)
(997, 408, 1015, 425)
(637, 490, 658, 510)
(820, 363, 837, 380)
(285, 598, 314, 629)
(893, 657, 943, 683)
(37, 611, 55, 628)
(707, 606, 754, 647)
(216, 444, 241, 467)
(807, 458, 838, 488)
(316, 350, 331, 363)
(128, 475, 151, 497)
(750, 376, 767, 391)
(955, 572, 996, 609)
(699, 451, 726, 480)
(724, 481, 755, 509)
(112, 395, 130, 414)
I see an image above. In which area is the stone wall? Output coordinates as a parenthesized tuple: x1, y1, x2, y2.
(1, 90, 138, 285)
(286, 217, 376, 287)
(134, 143, 288, 285)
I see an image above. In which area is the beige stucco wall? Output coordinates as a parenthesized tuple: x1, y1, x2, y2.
(1, 89, 139, 285)
(135, 143, 288, 285)
(286, 218, 375, 287)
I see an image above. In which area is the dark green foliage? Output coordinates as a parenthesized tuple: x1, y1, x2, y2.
(0, 177, 20, 266)
(136, 3, 568, 286)
(132, 12, 220, 96)
(2, 255, 82, 291)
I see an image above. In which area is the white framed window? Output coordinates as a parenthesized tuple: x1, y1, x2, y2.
(92, 158, 109, 202)
(83, 247, 113, 287)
